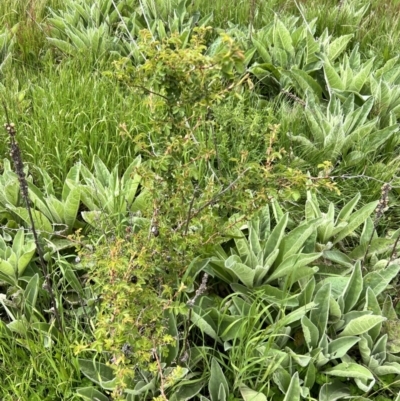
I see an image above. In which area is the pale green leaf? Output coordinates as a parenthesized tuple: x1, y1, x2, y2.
(363, 263, 400, 297)
(301, 315, 319, 349)
(10, 207, 53, 237)
(267, 253, 321, 283)
(339, 315, 386, 337)
(323, 57, 345, 91)
(319, 381, 351, 401)
(310, 283, 331, 337)
(209, 358, 229, 401)
(17, 242, 36, 275)
(328, 34, 353, 61)
(328, 337, 360, 359)
(342, 262, 363, 313)
(350, 58, 375, 93)
(24, 273, 39, 322)
(272, 302, 316, 329)
(78, 359, 117, 390)
(64, 187, 80, 233)
(169, 382, 204, 401)
(47, 37, 76, 55)
(276, 219, 319, 265)
(0, 259, 15, 277)
(191, 310, 221, 343)
(324, 362, 373, 381)
(283, 372, 300, 401)
(62, 163, 81, 202)
(93, 155, 111, 187)
(264, 213, 288, 256)
(333, 201, 378, 244)
(239, 385, 267, 401)
(225, 262, 255, 288)
(274, 18, 294, 55)
(76, 387, 109, 401)
(252, 37, 271, 63)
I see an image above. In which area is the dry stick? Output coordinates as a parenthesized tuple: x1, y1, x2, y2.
(152, 344, 167, 400)
(387, 234, 400, 270)
(209, 115, 221, 173)
(361, 183, 391, 269)
(131, 85, 169, 101)
(184, 185, 199, 236)
(308, 174, 400, 188)
(0, 224, 92, 250)
(2, 107, 63, 333)
(179, 273, 209, 363)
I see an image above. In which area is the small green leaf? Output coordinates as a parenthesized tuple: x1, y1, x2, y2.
(274, 18, 294, 55)
(10, 207, 53, 237)
(47, 37, 76, 55)
(271, 302, 316, 329)
(93, 155, 111, 187)
(225, 261, 255, 288)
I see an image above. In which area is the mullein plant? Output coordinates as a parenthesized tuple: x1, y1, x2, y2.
(2, 106, 63, 332)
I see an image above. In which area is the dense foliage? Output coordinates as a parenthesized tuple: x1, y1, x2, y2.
(1, 0, 400, 400)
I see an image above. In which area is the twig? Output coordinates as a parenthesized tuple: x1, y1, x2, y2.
(184, 185, 199, 236)
(131, 85, 169, 101)
(194, 167, 250, 216)
(152, 345, 167, 400)
(308, 174, 400, 188)
(176, 167, 251, 231)
(362, 183, 391, 269)
(386, 233, 400, 269)
(281, 89, 306, 107)
(2, 105, 63, 332)
(179, 273, 209, 362)
(0, 225, 92, 249)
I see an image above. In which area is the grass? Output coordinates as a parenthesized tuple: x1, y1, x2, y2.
(1, 0, 400, 400)
(1, 59, 154, 190)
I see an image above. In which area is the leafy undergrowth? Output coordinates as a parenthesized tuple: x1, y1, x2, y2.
(1, 0, 400, 400)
